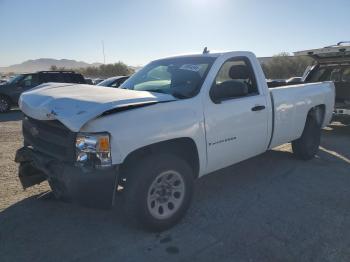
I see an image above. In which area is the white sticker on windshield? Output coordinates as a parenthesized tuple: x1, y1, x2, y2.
(179, 64, 201, 72)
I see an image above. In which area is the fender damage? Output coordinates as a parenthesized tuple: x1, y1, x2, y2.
(16, 83, 176, 208)
(19, 82, 176, 132)
(15, 147, 119, 208)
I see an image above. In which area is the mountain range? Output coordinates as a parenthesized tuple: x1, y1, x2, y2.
(0, 57, 274, 74)
(0, 59, 102, 73)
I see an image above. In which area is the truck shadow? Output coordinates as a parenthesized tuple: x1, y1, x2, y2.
(1, 146, 349, 261)
(325, 121, 350, 135)
(321, 122, 350, 160)
(0, 109, 23, 122)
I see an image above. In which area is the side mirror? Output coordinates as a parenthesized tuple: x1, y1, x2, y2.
(210, 80, 248, 103)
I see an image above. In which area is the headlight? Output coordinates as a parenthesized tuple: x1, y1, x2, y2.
(75, 132, 112, 168)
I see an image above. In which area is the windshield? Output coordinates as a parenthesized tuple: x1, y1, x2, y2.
(7, 75, 24, 85)
(121, 56, 215, 98)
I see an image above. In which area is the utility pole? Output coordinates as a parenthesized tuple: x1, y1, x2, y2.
(102, 40, 106, 64)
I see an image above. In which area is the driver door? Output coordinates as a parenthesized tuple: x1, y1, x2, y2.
(204, 57, 269, 173)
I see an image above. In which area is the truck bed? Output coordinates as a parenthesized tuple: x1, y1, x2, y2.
(268, 82, 335, 149)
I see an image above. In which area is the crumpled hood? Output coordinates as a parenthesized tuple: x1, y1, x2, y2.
(19, 82, 176, 132)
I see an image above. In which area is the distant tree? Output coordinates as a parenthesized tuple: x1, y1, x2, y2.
(50, 65, 68, 71)
(261, 52, 314, 79)
(77, 61, 134, 78)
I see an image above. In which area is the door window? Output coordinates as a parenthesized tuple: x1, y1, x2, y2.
(210, 57, 259, 102)
(23, 75, 32, 87)
(20, 74, 38, 87)
(330, 68, 342, 82)
(311, 67, 346, 82)
(342, 68, 350, 82)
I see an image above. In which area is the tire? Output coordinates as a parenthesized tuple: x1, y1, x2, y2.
(292, 116, 321, 160)
(122, 154, 194, 231)
(0, 95, 11, 113)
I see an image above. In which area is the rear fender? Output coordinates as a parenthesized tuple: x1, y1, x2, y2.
(309, 105, 325, 127)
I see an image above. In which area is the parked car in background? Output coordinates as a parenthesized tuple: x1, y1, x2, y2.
(84, 78, 94, 85)
(267, 77, 303, 88)
(0, 79, 8, 85)
(266, 79, 287, 88)
(16, 50, 334, 231)
(0, 71, 86, 112)
(97, 76, 129, 88)
(93, 78, 104, 85)
(295, 42, 350, 120)
(286, 77, 303, 84)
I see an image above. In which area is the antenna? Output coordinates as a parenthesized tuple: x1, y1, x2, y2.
(102, 40, 106, 64)
(203, 47, 210, 54)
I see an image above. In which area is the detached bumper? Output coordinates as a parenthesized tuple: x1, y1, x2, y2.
(15, 147, 119, 209)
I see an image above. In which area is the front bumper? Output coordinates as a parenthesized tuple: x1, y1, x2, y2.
(15, 147, 119, 209)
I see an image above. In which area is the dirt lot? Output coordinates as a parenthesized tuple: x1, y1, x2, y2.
(0, 110, 349, 262)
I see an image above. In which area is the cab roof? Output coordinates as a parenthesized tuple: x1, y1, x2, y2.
(153, 51, 255, 62)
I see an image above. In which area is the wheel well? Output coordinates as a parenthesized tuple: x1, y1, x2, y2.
(307, 104, 325, 126)
(121, 138, 200, 178)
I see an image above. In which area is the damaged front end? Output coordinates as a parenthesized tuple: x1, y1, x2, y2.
(15, 116, 119, 209)
(15, 83, 177, 209)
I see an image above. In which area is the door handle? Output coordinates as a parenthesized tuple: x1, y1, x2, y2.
(251, 105, 266, 111)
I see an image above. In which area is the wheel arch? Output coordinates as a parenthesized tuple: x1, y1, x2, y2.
(307, 104, 326, 127)
(121, 137, 200, 179)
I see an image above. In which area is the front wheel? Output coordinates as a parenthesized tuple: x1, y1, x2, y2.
(292, 116, 321, 160)
(122, 154, 194, 231)
(0, 95, 11, 113)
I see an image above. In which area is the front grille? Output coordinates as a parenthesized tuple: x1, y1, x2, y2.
(23, 116, 76, 163)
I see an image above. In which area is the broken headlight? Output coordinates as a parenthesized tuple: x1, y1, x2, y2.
(75, 132, 112, 168)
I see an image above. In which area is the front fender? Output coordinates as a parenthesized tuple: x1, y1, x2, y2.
(81, 97, 207, 175)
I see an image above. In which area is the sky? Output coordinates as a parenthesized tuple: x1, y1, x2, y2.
(0, 0, 349, 67)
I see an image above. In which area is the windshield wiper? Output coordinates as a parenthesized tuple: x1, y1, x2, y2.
(144, 88, 191, 99)
(149, 89, 168, 94)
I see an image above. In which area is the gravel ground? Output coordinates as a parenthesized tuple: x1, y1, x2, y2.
(0, 110, 349, 262)
(0, 110, 49, 211)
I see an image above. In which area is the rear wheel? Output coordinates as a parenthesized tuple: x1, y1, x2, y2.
(292, 116, 321, 160)
(0, 95, 11, 113)
(122, 154, 194, 231)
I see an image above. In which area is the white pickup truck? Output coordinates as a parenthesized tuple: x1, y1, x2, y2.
(15, 51, 335, 231)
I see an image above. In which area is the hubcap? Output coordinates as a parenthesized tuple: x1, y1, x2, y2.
(147, 170, 185, 220)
